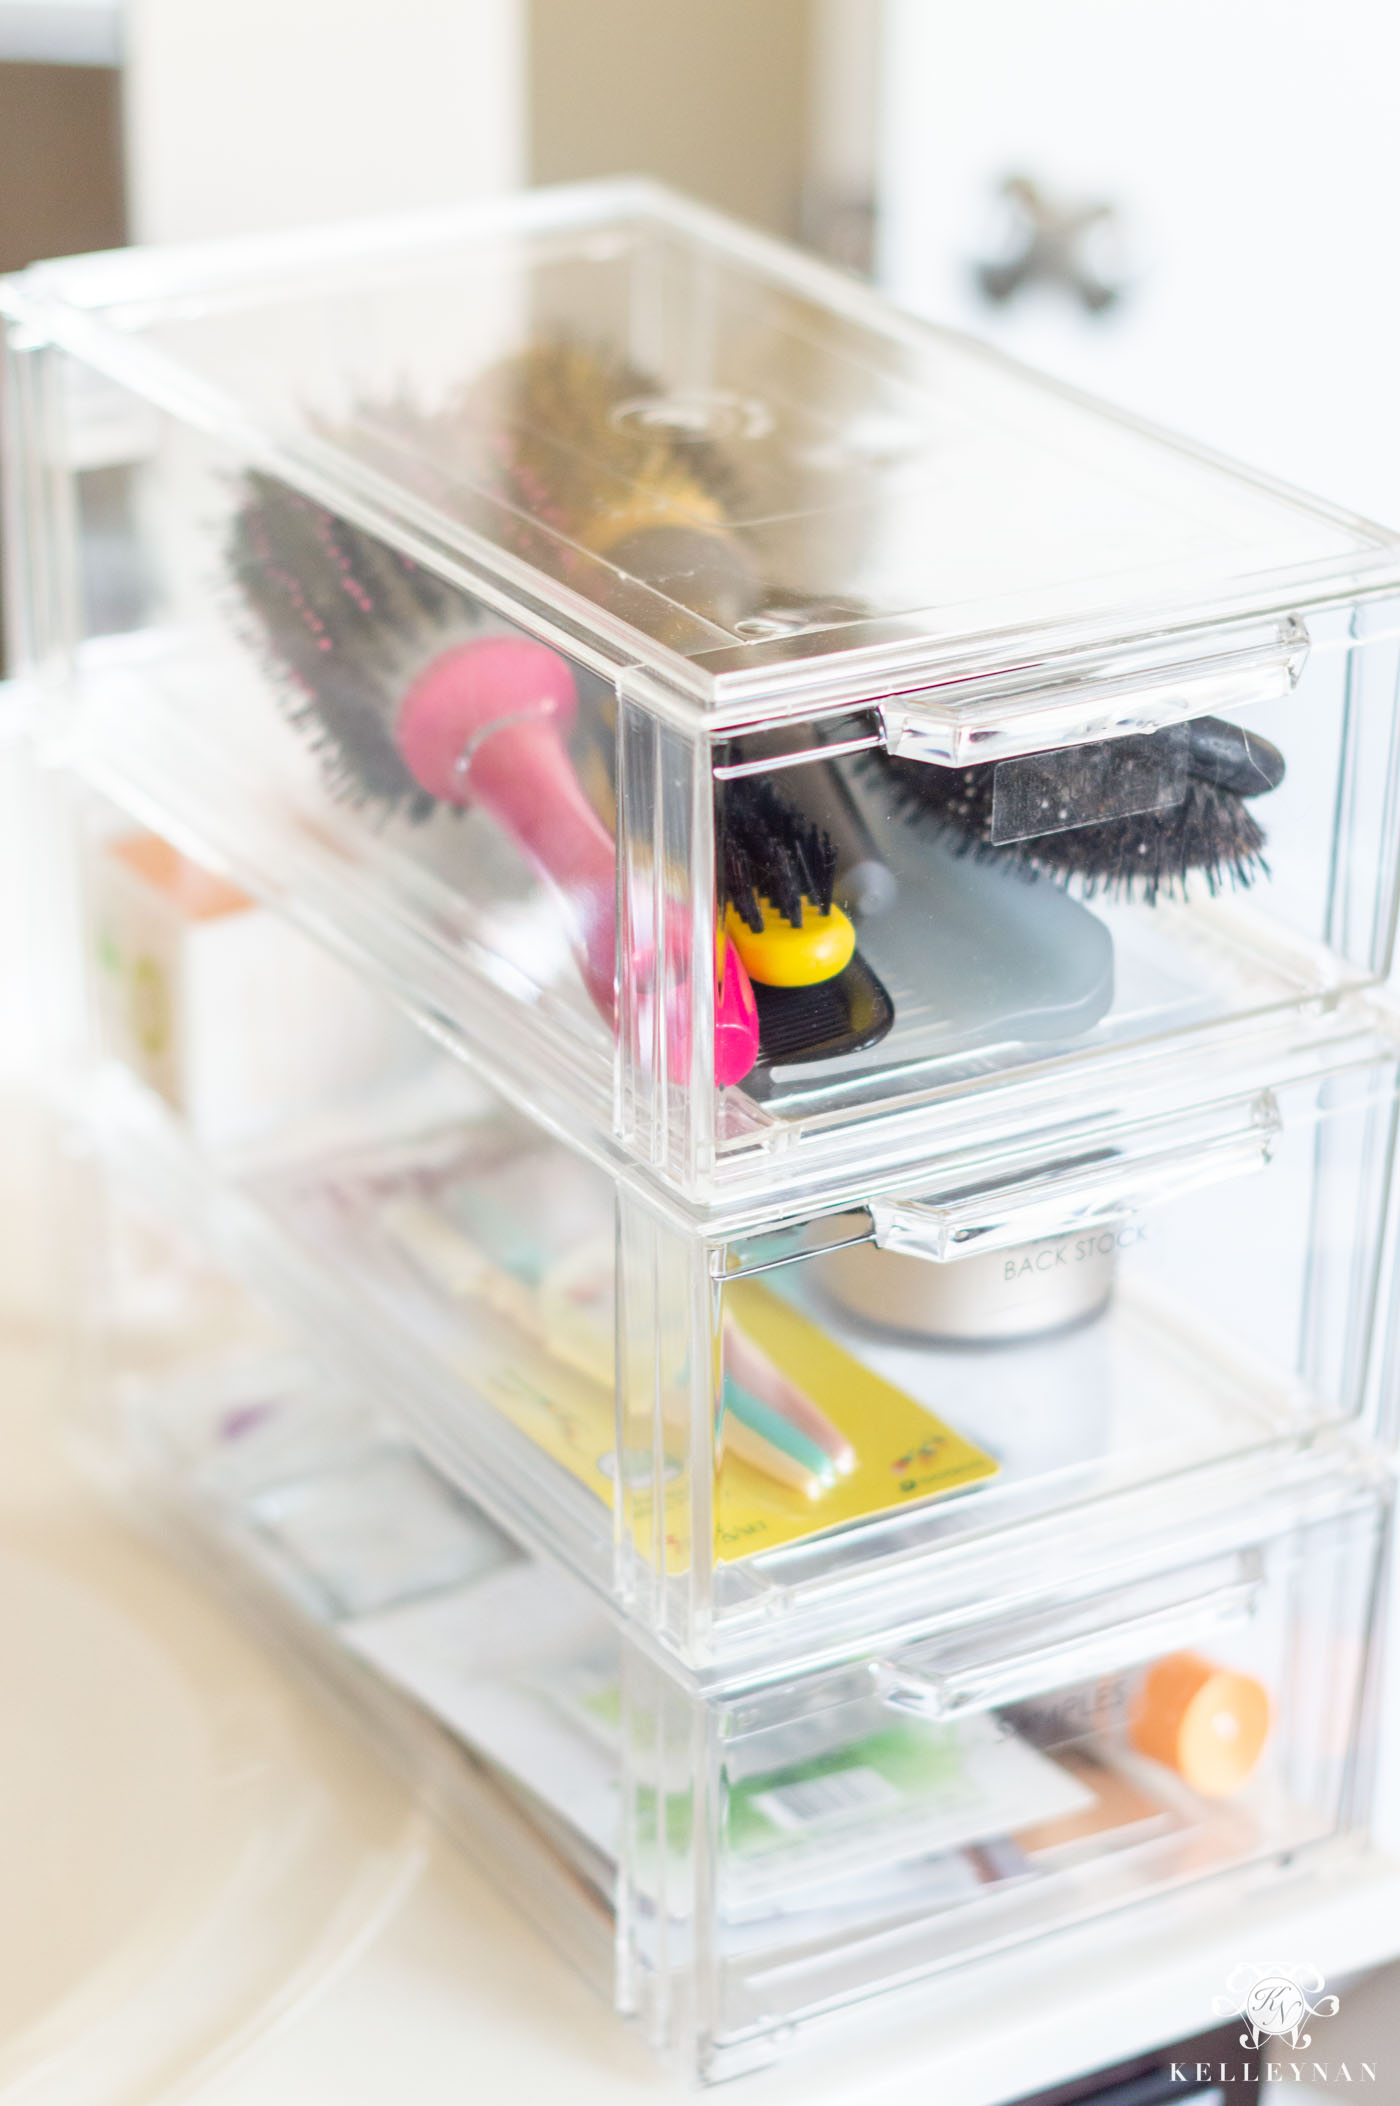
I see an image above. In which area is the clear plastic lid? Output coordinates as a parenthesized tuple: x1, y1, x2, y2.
(8, 180, 1400, 721)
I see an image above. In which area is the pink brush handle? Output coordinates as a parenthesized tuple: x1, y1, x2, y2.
(716, 936, 759, 1085)
(397, 638, 618, 1017)
(396, 634, 759, 1085)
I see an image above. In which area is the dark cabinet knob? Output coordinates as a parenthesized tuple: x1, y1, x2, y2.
(974, 173, 1129, 314)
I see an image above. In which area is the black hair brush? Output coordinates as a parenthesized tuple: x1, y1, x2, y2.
(360, 337, 765, 646)
(229, 330, 766, 817)
(719, 774, 895, 1067)
(228, 472, 470, 822)
(863, 716, 1286, 903)
(722, 776, 837, 936)
(229, 335, 909, 1084)
(227, 474, 887, 1080)
(230, 469, 639, 1024)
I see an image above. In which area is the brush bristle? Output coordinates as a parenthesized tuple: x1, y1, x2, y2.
(751, 956, 895, 1068)
(867, 753, 1268, 903)
(451, 339, 744, 552)
(1028, 777, 1267, 899)
(232, 345, 754, 816)
(228, 471, 470, 819)
(721, 777, 837, 931)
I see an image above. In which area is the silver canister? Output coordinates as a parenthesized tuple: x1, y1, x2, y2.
(813, 1225, 1126, 1344)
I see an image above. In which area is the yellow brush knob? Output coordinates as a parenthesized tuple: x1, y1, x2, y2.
(725, 899, 856, 987)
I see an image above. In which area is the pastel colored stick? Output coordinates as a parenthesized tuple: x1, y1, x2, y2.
(724, 1314, 856, 1475)
(380, 1196, 532, 1322)
(719, 1376, 839, 1499)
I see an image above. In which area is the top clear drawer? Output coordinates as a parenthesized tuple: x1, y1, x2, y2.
(6, 181, 1400, 1203)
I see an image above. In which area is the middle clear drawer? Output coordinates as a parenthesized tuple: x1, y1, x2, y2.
(192, 1025, 1400, 1677)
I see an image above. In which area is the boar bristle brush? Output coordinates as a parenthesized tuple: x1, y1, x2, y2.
(228, 473, 458, 821)
(228, 334, 902, 1083)
(449, 339, 760, 633)
(226, 479, 847, 1082)
(719, 775, 894, 1067)
(864, 717, 1285, 904)
(721, 777, 838, 936)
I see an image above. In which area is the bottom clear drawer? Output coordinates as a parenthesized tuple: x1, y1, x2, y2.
(122, 1350, 1389, 2083)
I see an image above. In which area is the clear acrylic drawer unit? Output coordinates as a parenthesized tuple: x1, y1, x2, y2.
(7, 182, 1400, 1205)
(129, 1351, 1389, 2082)
(95, 1009, 1395, 1678)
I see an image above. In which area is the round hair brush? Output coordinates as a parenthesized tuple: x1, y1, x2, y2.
(228, 472, 761, 1082)
(399, 637, 767, 1082)
(865, 717, 1286, 904)
(447, 339, 763, 637)
(228, 471, 460, 821)
(396, 633, 617, 1015)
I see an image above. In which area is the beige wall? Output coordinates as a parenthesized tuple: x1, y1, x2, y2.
(528, 0, 812, 236)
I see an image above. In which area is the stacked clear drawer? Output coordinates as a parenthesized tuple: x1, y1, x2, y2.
(6, 180, 1400, 2080)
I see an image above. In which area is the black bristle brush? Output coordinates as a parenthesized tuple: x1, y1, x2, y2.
(230, 337, 899, 1083)
(863, 717, 1286, 903)
(363, 338, 764, 644)
(230, 332, 764, 824)
(228, 468, 641, 1024)
(721, 776, 838, 937)
(228, 471, 481, 821)
(719, 774, 895, 1067)
(227, 477, 883, 1079)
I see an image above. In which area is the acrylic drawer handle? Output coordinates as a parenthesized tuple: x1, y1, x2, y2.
(709, 622, 1308, 782)
(867, 1091, 1281, 1264)
(873, 1568, 1263, 1721)
(878, 616, 1309, 771)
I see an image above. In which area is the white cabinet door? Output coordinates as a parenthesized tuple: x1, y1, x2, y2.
(878, 0, 1400, 525)
(879, 0, 1400, 1871)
